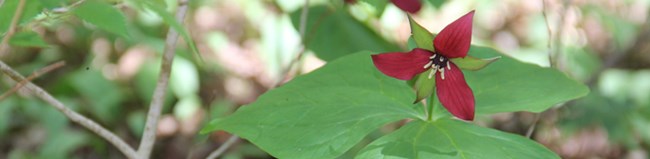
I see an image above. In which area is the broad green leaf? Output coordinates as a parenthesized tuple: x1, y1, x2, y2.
(0, 0, 43, 34)
(290, 6, 400, 61)
(202, 51, 423, 159)
(356, 119, 559, 158)
(451, 55, 500, 71)
(72, 0, 130, 38)
(9, 31, 49, 47)
(408, 15, 434, 51)
(465, 46, 589, 114)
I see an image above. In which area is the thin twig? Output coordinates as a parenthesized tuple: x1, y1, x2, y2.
(0, 61, 138, 158)
(205, 135, 239, 159)
(0, 61, 65, 101)
(525, 113, 540, 138)
(136, 0, 189, 158)
(51, 0, 86, 13)
(274, 0, 311, 87)
(0, 0, 26, 56)
(550, 0, 572, 68)
(542, 0, 553, 67)
(203, 0, 312, 158)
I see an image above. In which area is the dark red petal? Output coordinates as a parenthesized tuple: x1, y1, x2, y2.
(371, 48, 433, 80)
(433, 10, 475, 58)
(435, 63, 475, 120)
(391, 0, 422, 13)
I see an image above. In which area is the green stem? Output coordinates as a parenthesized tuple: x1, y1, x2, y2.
(427, 92, 437, 121)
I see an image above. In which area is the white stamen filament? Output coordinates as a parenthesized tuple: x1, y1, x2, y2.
(423, 61, 433, 68)
(428, 67, 436, 79)
(447, 61, 451, 70)
(430, 54, 436, 59)
(439, 57, 444, 62)
(439, 67, 445, 80)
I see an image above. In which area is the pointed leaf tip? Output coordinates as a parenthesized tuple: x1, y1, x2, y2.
(451, 55, 501, 71)
(408, 15, 435, 51)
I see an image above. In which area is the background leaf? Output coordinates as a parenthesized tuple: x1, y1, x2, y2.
(0, 0, 43, 34)
(290, 6, 400, 61)
(9, 31, 49, 47)
(202, 51, 423, 158)
(356, 119, 559, 159)
(465, 46, 589, 114)
(72, 0, 130, 38)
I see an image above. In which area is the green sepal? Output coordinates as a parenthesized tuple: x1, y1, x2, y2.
(451, 55, 501, 71)
(413, 70, 436, 103)
(408, 15, 434, 51)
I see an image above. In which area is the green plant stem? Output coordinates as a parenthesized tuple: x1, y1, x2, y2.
(427, 92, 437, 121)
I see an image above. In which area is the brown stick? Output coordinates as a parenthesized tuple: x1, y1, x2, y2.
(0, 61, 65, 101)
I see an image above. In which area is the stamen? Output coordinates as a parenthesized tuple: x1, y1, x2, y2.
(447, 61, 451, 70)
(428, 68, 436, 79)
(439, 67, 445, 80)
(439, 57, 444, 62)
(430, 54, 436, 59)
(423, 61, 433, 68)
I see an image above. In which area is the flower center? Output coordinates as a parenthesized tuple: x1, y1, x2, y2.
(422, 53, 450, 80)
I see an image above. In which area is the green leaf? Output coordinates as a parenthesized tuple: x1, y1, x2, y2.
(9, 31, 49, 47)
(290, 6, 400, 61)
(138, 1, 201, 61)
(358, 0, 389, 15)
(408, 15, 434, 51)
(424, 0, 447, 9)
(70, 70, 124, 123)
(72, 0, 130, 38)
(356, 119, 559, 158)
(451, 55, 500, 71)
(37, 0, 68, 9)
(202, 51, 423, 158)
(38, 130, 88, 159)
(414, 72, 435, 103)
(0, 0, 43, 34)
(465, 46, 589, 114)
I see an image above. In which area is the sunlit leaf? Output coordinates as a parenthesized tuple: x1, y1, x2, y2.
(202, 51, 422, 158)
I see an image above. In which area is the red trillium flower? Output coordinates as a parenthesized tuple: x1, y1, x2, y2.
(371, 11, 475, 120)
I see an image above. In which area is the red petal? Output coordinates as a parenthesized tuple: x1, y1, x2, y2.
(371, 48, 433, 80)
(435, 63, 475, 120)
(391, 0, 422, 13)
(433, 10, 475, 58)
